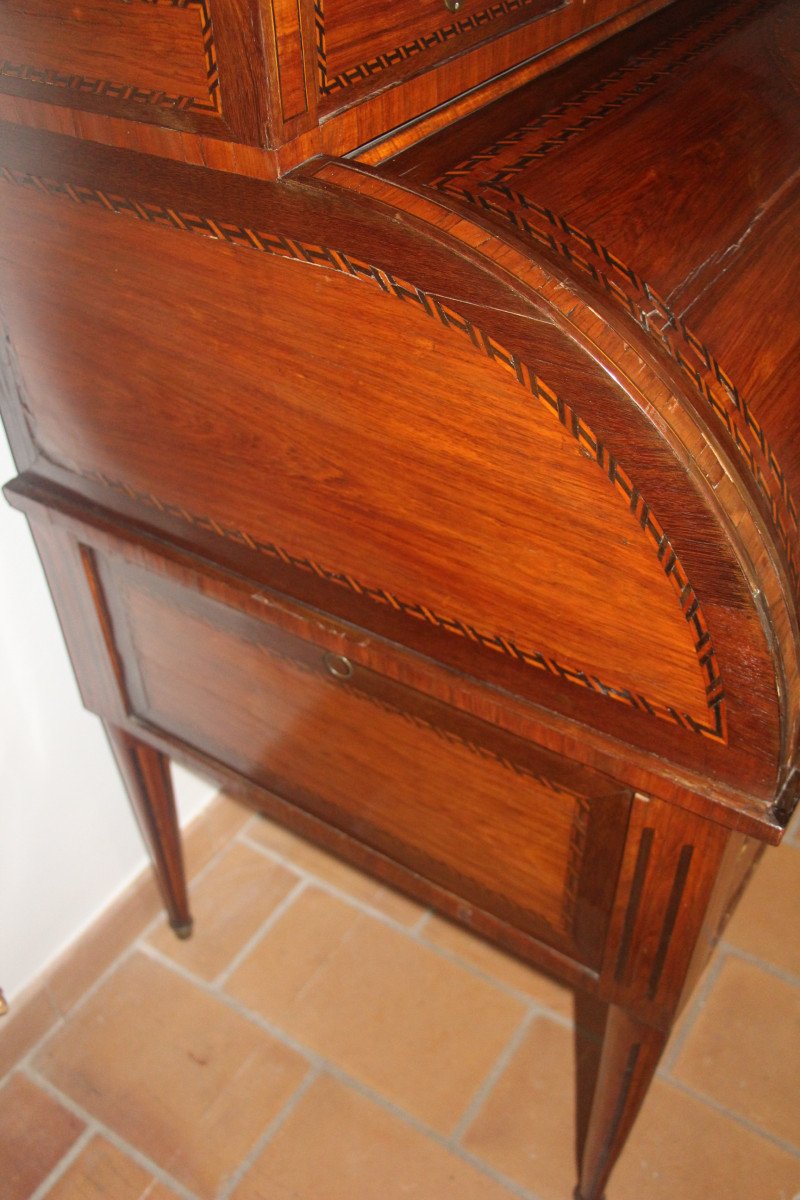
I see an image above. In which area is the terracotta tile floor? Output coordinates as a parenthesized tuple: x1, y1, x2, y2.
(2, 795, 799, 1200)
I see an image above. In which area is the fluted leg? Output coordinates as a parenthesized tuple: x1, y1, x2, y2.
(575, 1004, 666, 1200)
(105, 723, 192, 937)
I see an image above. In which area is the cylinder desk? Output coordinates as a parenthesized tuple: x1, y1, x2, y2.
(0, 0, 798, 1195)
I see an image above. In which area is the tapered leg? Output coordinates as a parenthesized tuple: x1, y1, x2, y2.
(104, 723, 192, 938)
(575, 1003, 667, 1200)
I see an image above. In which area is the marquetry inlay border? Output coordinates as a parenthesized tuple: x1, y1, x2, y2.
(431, 0, 766, 191)
(0, 163, 726, 742)
(431, 0, 797, 592)
(0, 0, 221, 115)
(458, 185, 800, 595)
(314, 0, 554, 98)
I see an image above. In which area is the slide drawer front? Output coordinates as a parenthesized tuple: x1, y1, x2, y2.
(98, 549, 632, 966)
(316, 0, 648, 113)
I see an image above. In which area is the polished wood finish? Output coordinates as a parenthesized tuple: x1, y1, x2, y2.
(576, 1005, 667, 1200)
(1, 0, 798, 1195)
(105, 723, 192, 938)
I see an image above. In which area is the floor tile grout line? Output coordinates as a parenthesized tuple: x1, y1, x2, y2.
(136, 932, 560, 1195)
(7, 937, 152, 1082)
(185, 811, 254, 889)
(138, 811, 256, 943)
(717, 941, 800, 988)
(237, 829, 575, 1024)
(240, 830, 576, 1019)
(237, 833, 428, 935)
(213, 876, 309, 987)
(9, 801, 798, 1200)
(136, 942, 327, 1067)
(450, 1006, 538, 1143)
(141, 867, 575, 1060)
(447, 1141, 549, 1200)
(215, 1065, 322, 1200)
(1, 802, 256, 1085)
(658, 1072, 800, 1159)
(313, 1061, 548, 1200)
(20, 1067, 203, 1200)
(412, 931, 575, 1025)
(411, 907, 434, 934)
(27, 1124, 96, 1200)
(23, 913, 547, 1200)
(5, 797, 538, 1066)
(69, 926, 544, 1200)
(2, 812, 573, 1198)
(658, 947, 727, 1073)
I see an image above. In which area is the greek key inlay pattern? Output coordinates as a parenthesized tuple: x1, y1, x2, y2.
(432, 0, 766, 192)
(314, 0, 551, 97)
(0, 0, 221, 115)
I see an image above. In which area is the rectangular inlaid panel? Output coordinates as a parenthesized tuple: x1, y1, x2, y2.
(0, 0, 221, 121)
(98, 551, 631, 965)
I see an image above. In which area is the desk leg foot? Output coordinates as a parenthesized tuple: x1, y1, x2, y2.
(576, 1004, 666, 1200)
(105, 723, 192, 937)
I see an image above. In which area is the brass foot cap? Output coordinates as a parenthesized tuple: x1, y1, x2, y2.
(170, 919, 194, 940)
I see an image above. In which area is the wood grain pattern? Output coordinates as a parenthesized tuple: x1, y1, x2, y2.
(0, 156, 756, 753)
(7, 467, 788, 840)
(0, 0, 221, 116)
(420, 0, 800, 603)
(4, 167, 725, 732)
(0, 0, 674, 166)
(0, 0, 216, 106)
(314, 0, 559, 100)
(96, 546, 632, 962)
(1, 3, 798, 1196)
(0, 119, 789, 798)
(0, 0, 274, 147)
(270, 0, 313, 124)
(104, 722, 193, 936)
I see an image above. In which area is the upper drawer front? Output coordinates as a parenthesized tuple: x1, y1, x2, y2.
(317, 0, 560, 105)
(0, 0, 267, 144)
(316, 0, 649, 115)
(97, 547, 631, 968)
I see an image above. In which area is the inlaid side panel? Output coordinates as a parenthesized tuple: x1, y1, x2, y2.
(0, 0, 215, 109)
(97, 551, 631, 964)
(0, 127, 784, 792)
(0, 170, 719, 740)
(0, 0, 270, 143)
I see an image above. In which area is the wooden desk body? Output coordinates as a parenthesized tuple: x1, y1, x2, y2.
(1, 1, 798, 1196)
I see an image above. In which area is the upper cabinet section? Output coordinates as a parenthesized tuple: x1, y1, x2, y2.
(0, 0, 674, 174)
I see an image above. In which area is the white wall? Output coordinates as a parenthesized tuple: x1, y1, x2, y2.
(0, 429, 216, 1002)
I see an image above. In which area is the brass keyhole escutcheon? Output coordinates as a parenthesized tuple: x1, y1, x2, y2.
(444, 0, 463, 10)
(324, 652, 354, 680)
